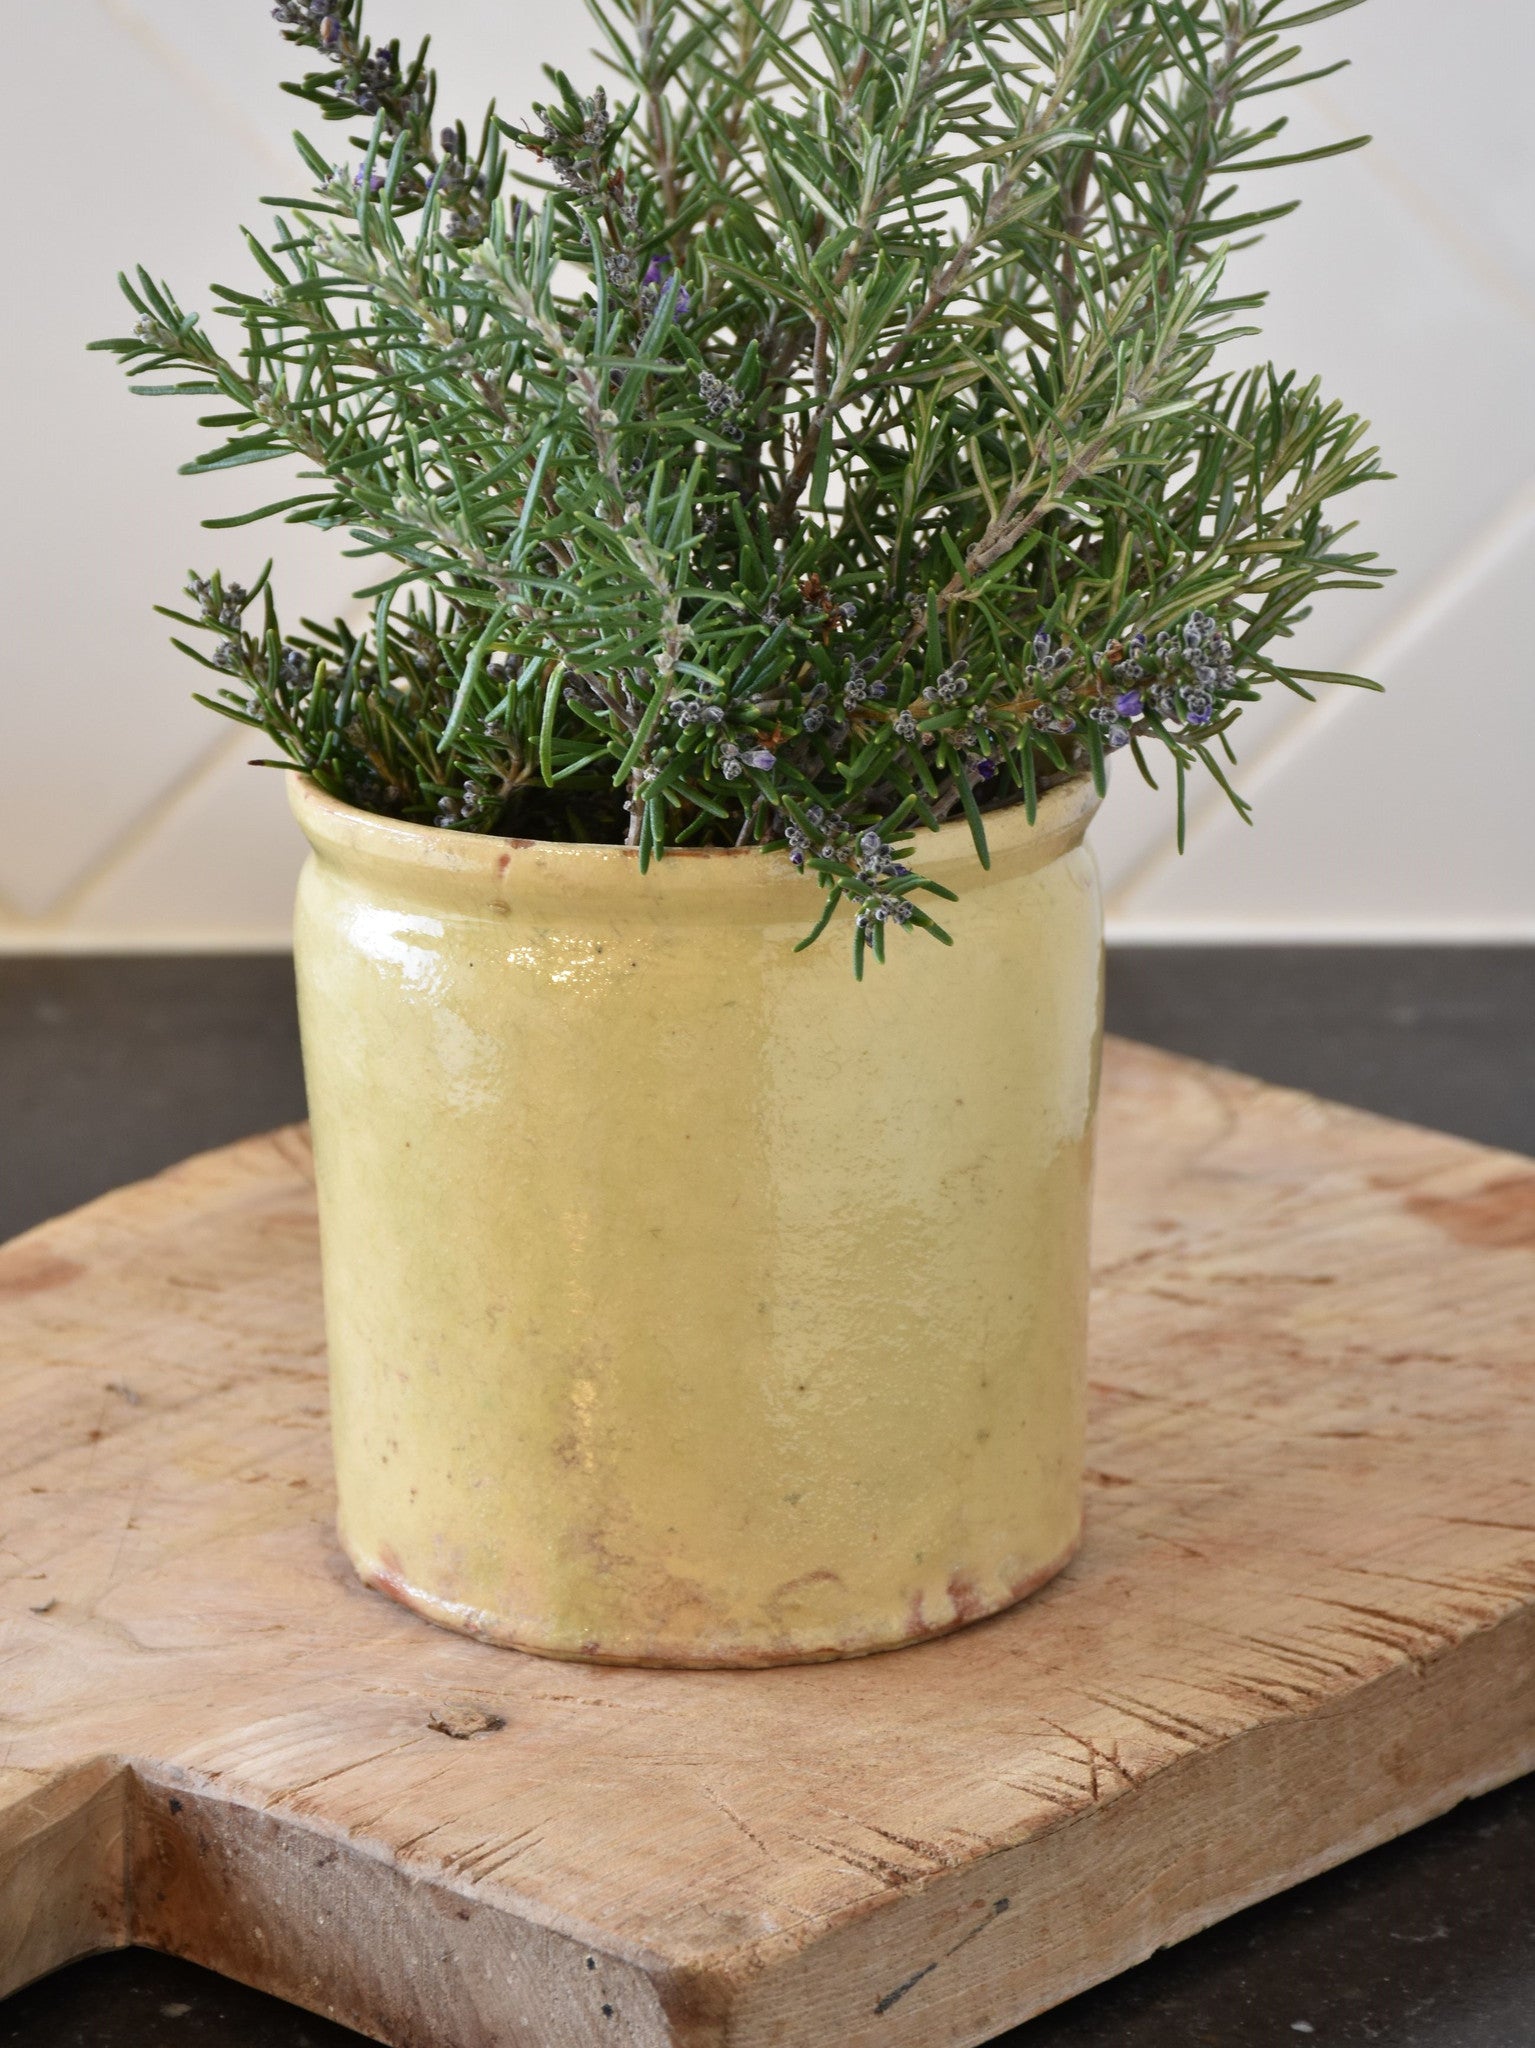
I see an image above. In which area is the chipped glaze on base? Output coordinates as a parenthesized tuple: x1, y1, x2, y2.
(291, 773, 1104, 1669)
(345, 1527, 1083, 1668)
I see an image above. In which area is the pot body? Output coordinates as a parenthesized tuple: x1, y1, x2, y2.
(290, 774, 1103, 1666)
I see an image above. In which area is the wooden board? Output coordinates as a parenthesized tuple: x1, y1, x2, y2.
(3, 1037, 1534, 2048)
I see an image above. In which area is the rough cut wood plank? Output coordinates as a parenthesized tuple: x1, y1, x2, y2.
(2, 1038, 1533, 2048)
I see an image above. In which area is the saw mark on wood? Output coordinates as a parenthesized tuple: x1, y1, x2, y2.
(994, 1776, 1084, 1814)
(1335, 1560, 1529, 1614)
(1081, 1688, 1226, 1749)
(699, 1785, 774, 1861)
(277, 1740, 433, 1802)
(1033, 1718, 1140, 1804)
(1314, 1593, 1462, 1653)
(391, 1819, 453, 1858)
(448, 1822, 549, 1885)
(860, 1823, 963, 1869)
(793, 1835, 926, 1890)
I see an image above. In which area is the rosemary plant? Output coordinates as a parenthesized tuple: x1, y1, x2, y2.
(96, 0, 1389, 969)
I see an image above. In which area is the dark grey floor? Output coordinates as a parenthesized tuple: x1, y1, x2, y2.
(2, 947, 1532, 2047)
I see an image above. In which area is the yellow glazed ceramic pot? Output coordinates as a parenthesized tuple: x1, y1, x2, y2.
(290, 772, 1104, 1667)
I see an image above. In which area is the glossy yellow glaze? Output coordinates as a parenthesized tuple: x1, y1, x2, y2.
(290, 773, 1104, 1666)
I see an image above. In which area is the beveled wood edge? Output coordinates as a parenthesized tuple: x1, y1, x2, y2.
(5, 1598, 1533, 2048)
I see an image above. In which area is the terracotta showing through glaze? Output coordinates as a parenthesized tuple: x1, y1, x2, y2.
(289, 773, 1103, 1666)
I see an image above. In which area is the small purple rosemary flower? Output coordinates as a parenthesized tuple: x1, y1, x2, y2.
(643, 256, 691, 318)
(1113, 689, 1144, 719)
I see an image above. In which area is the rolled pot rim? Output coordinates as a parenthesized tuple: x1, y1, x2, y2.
(288, 768, 1100, 913)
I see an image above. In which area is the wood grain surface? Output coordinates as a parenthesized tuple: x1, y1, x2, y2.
(2, 1038, 1533, 2048)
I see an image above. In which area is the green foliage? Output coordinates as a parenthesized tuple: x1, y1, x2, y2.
(94, 0, 1390, 962)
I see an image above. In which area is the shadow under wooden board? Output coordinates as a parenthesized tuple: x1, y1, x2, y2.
(2, 1037, 1533, 2048)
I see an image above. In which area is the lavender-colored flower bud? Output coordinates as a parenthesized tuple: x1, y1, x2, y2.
(741, 746, 776, 772)
(1114, 689, 1143, 718)
(1103, 723, 1131, 751)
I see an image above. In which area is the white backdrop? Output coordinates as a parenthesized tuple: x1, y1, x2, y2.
(2, 0, 1530, 947)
